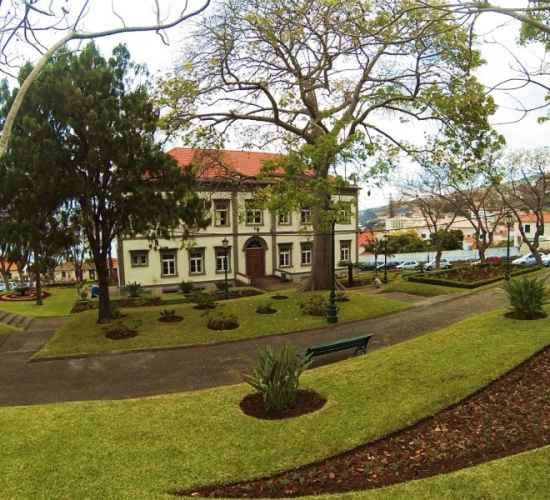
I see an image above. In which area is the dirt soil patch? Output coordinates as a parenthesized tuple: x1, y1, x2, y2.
(240, 390, 326, 420)
(177, 346, 550, 497)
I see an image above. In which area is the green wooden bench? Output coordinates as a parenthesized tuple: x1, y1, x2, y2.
(305, 335, 372, 359)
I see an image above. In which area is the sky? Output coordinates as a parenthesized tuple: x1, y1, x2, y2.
(6, 0, 550, 211)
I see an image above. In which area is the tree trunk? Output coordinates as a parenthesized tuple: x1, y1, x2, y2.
(35, 266, 43, 306)
(311, 195, 333, 290)
(435, 248, 442, 269)
(95, 258, 112, 323)
(478, 245, 486, 263)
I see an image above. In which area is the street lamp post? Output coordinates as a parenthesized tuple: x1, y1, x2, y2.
(222, 237, 229, 299)
(505, 213, 513, 281)
(383, 232, 389, 284)
(326, 219, 338, 324)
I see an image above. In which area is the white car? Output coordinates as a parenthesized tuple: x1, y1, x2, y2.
(424, 258, 451, 271)
(396, 260, 420, 271)
(512, 254, 537, 267)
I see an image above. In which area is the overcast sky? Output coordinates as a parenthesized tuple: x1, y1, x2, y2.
(10, 0, 550, 210)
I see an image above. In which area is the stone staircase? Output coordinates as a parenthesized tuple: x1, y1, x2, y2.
(0, 310, 34, 330)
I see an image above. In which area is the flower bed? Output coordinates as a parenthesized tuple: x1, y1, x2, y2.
(0, 290, 51, 302)
(407, 264, 541, 289)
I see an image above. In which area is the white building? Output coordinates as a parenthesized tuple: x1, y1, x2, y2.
(118, 148, 359, 289)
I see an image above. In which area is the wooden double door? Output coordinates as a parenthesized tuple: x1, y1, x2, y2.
(245, 247, 265, 278)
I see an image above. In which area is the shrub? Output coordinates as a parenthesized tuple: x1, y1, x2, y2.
(299, 294, 328, 316)
(503, 276, 549, 320)
(103, 319, 141, 340)
(179, 280, 194, 294)
(244, 345, 310, 412)
(15, 286, 30, 297)
(335, 291, 349, 302)
(158, 309, 183, 323)
(192, 292, 217, 310)
(207, 311, 239, 330)
(228, 286, 263, 298)
(110, 302, 123, 319)
(124, 282, 143, 298)
(256, 301, 277, 314)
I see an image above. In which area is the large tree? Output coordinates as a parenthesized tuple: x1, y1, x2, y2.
(0, 0, 212, 157)
(491, 147, 550, 264)
(161, 0, 490, 289)
(3, 43, 208, 321)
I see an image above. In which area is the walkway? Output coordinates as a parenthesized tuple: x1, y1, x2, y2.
(0, 289, 507, 407)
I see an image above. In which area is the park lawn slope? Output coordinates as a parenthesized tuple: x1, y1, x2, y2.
(0, 324, 18, 336)
(3, 307, 550, 499)
(34, 290, 410, 358)
(382, 279, 464, 297)
(0, 287, 76, 317)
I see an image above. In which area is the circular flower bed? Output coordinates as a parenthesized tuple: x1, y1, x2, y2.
(158, 315, 184, 323)
(240, 390, 326, 420)
(271, 295, 288, 300)
(0, 290, 51, 302)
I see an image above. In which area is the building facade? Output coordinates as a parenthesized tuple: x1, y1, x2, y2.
(118, 148, 359, 289)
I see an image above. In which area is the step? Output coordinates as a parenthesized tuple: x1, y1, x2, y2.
(20, 316, 34, 330)
(0, 310, 10, 322)
(0, 313, 15, 325)
(7, 314, 21, 327)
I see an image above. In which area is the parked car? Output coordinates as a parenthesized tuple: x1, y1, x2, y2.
(511, 254, 538, 267)
(542, 254, 550, 267)
(377, 261, 402, 271)
(0, 282, 6, 292)
(396, 260, 421, 271)
(424, 258, 452, 271)
(355, 262, 377, 271)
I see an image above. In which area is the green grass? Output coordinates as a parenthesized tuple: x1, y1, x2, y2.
(3, 306, 550, 499)
(0, 287, 76, 317)
(382, 278, 464, 297)
(34, 290, 410, 358)
(0, 324, 18, 336)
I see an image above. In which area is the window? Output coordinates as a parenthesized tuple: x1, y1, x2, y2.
(130, 250, 149, 267)
(161, 251, 178, 277)
(524, 224, 531, 234)
(300, 207, 312, 225)
(214, 200, 230, 227)
(215, 247, 231, 273)
(340, 240, 351, 263)
(189, 248, 204, 275)
(300, 242, 312, 266)
(245, 200, 263, 225)
(337, 203, 352, 224)
(278, 244, 292, 268)
(278, 211, 291, 225)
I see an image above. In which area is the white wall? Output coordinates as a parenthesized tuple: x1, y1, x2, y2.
(359, 246, 521, 265)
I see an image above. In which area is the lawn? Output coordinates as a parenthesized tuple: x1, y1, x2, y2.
(3, 306, 550, 499)
(382, 278, 464, 297)
(34, 290, 410, 358)
(0, 324, 18, 336)
(0, 287, 76, 317)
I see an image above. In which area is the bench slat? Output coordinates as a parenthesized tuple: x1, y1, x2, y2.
(305, 335, 372, 358)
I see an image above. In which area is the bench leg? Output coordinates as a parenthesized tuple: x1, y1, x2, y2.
(354, 345, 367, 356)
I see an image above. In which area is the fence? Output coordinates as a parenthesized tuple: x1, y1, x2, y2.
(358, 246, 522, 265)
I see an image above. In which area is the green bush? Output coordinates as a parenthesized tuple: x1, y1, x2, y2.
(124, 282, 143, 298)
(335, 291, 349, 302)
(207, 312, 239, 330)
(256, 301, 277, 314)
(102, 319, 141, 340)
(179, 280, 194, 294)
(244, 346, 310, 412)
(503, 276, 549, 320)
(192, 292, 217, 310)
(299, 294, 328, 316)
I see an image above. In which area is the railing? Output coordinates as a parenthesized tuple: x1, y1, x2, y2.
(235, 272, 251, 285)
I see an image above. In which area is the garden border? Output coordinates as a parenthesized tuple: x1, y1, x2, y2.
(406, 265, 541, 289)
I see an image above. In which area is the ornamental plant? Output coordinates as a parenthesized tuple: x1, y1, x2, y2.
(299, 294, 328, 316)
(503, 276, 549, 320)
(244, 345, 310, 412)
(124, 282, 143, 298)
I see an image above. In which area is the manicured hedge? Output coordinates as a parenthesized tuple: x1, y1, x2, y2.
(406, 266, 542, 289)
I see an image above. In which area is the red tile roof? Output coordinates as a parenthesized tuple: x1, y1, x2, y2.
(518, 211, 550, 223)
(0, 260, 18, 272)
(358, 230, 375, 254)
(168, 148, 283, 179)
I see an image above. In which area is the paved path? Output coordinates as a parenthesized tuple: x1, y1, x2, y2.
(0, 289, 507, 407)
